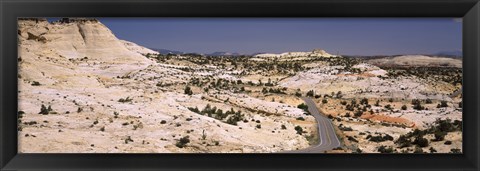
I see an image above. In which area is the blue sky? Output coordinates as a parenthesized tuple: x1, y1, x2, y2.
(52, 18, 462, 56)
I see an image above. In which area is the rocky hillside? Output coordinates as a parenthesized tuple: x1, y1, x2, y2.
(17, 18, 462, 154)
(17, 18, 310, 153)
(18, 18, 156, 78)
(120, 40, 159, 55)
(366, 55, 462, 68)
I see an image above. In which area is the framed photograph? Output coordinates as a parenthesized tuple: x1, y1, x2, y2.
(1, 0, 479, 170)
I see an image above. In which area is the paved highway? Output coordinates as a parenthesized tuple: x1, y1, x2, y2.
(282, 97, 341, 153)
(449, 88, 462, 98)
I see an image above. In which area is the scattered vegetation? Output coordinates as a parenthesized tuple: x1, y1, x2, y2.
(31, 81, 41, 86)
(395, 119, 461, 149)
(184, 86, 193, 95)
(188, 105, 244, 126)
(118, 96, 133, 103)
(294, 126, 303, 135)
(368, 134, 394, 142)
(377, 145, 394, 153)
(176, 136, 190, 148)
(38, 104, 53, 115)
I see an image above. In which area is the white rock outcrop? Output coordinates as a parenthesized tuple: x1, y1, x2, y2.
(254, 49, 338, 58)
(120, 40, 159, 55)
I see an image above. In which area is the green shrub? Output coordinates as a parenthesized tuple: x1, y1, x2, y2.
(226, 111, 244, 125)
(413, 102, 424, 110)
(336, 91, 343, 98)
(412, 99, 425, 110)
(39, 104, 48, 114)
(295, 92, 302, 97)
(354, 111, 363, 117)
(440, 101, 448, 108)
(346, 104, 355, 111)
(294, 126, 303, 135)
(176, 136, 190, 148)
(124, 136, 134, 144)
(395, 135, 411, 148)
(413, 147, 424, 153)
(184, 86, 193, 95)
(377, 145, 393, 153)
(347, 136, 358, 143)
(450, 148, 461, 153)
(433, 131, 447, 141)
(369, 134, 393, 142)
(306, 90, 315, 97)
(425, 99, 433, 104)
(31, 81, 41, 86)
(118, 97, 132, 103)
(322, 99, 328, 104)
(345, 112, 351, 117)
(360, 98, 369, 105)
(414, 136, 429, 147)
(384, 104, 393, 110)
(38, 104, 52, 115)
(436, 119, 456, 132)
(340, 126, 353, 131)
(429, 147, 437, 153)
(188, 107, 200, 113)
(355, 148, 362, 153)
(297, 103, 309, 112)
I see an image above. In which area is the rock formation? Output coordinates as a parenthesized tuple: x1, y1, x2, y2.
(254, 49, 338, 58)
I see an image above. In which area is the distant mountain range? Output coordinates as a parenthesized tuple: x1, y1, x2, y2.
(150, 48, 186, 55)
(151, 48, 462, 58)
(150, 48, 248, 56)
(434, 50, 462, 58)
(208, 52, 243, 56)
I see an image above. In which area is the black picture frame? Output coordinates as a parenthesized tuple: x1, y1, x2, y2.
(1, 0, 479, 170)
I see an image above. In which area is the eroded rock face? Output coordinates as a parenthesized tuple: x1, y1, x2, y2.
(18, 18, 154, 78)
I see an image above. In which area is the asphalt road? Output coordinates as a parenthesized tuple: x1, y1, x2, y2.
(450, 88, 462, 98)
(282, 97, 341, 153)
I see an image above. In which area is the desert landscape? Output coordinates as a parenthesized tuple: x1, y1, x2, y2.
(17, 18, 462, 153)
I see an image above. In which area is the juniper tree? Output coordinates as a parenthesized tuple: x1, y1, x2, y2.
(306, 90, 315, 97)
(184, 86, 193, 95)
(39, 104, 49, 115)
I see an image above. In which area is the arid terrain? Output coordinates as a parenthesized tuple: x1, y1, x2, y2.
(18, 18, 462, 153)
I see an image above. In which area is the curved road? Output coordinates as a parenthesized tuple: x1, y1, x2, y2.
(449, 88, 462, 98)
(283, 97, 341, 153)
